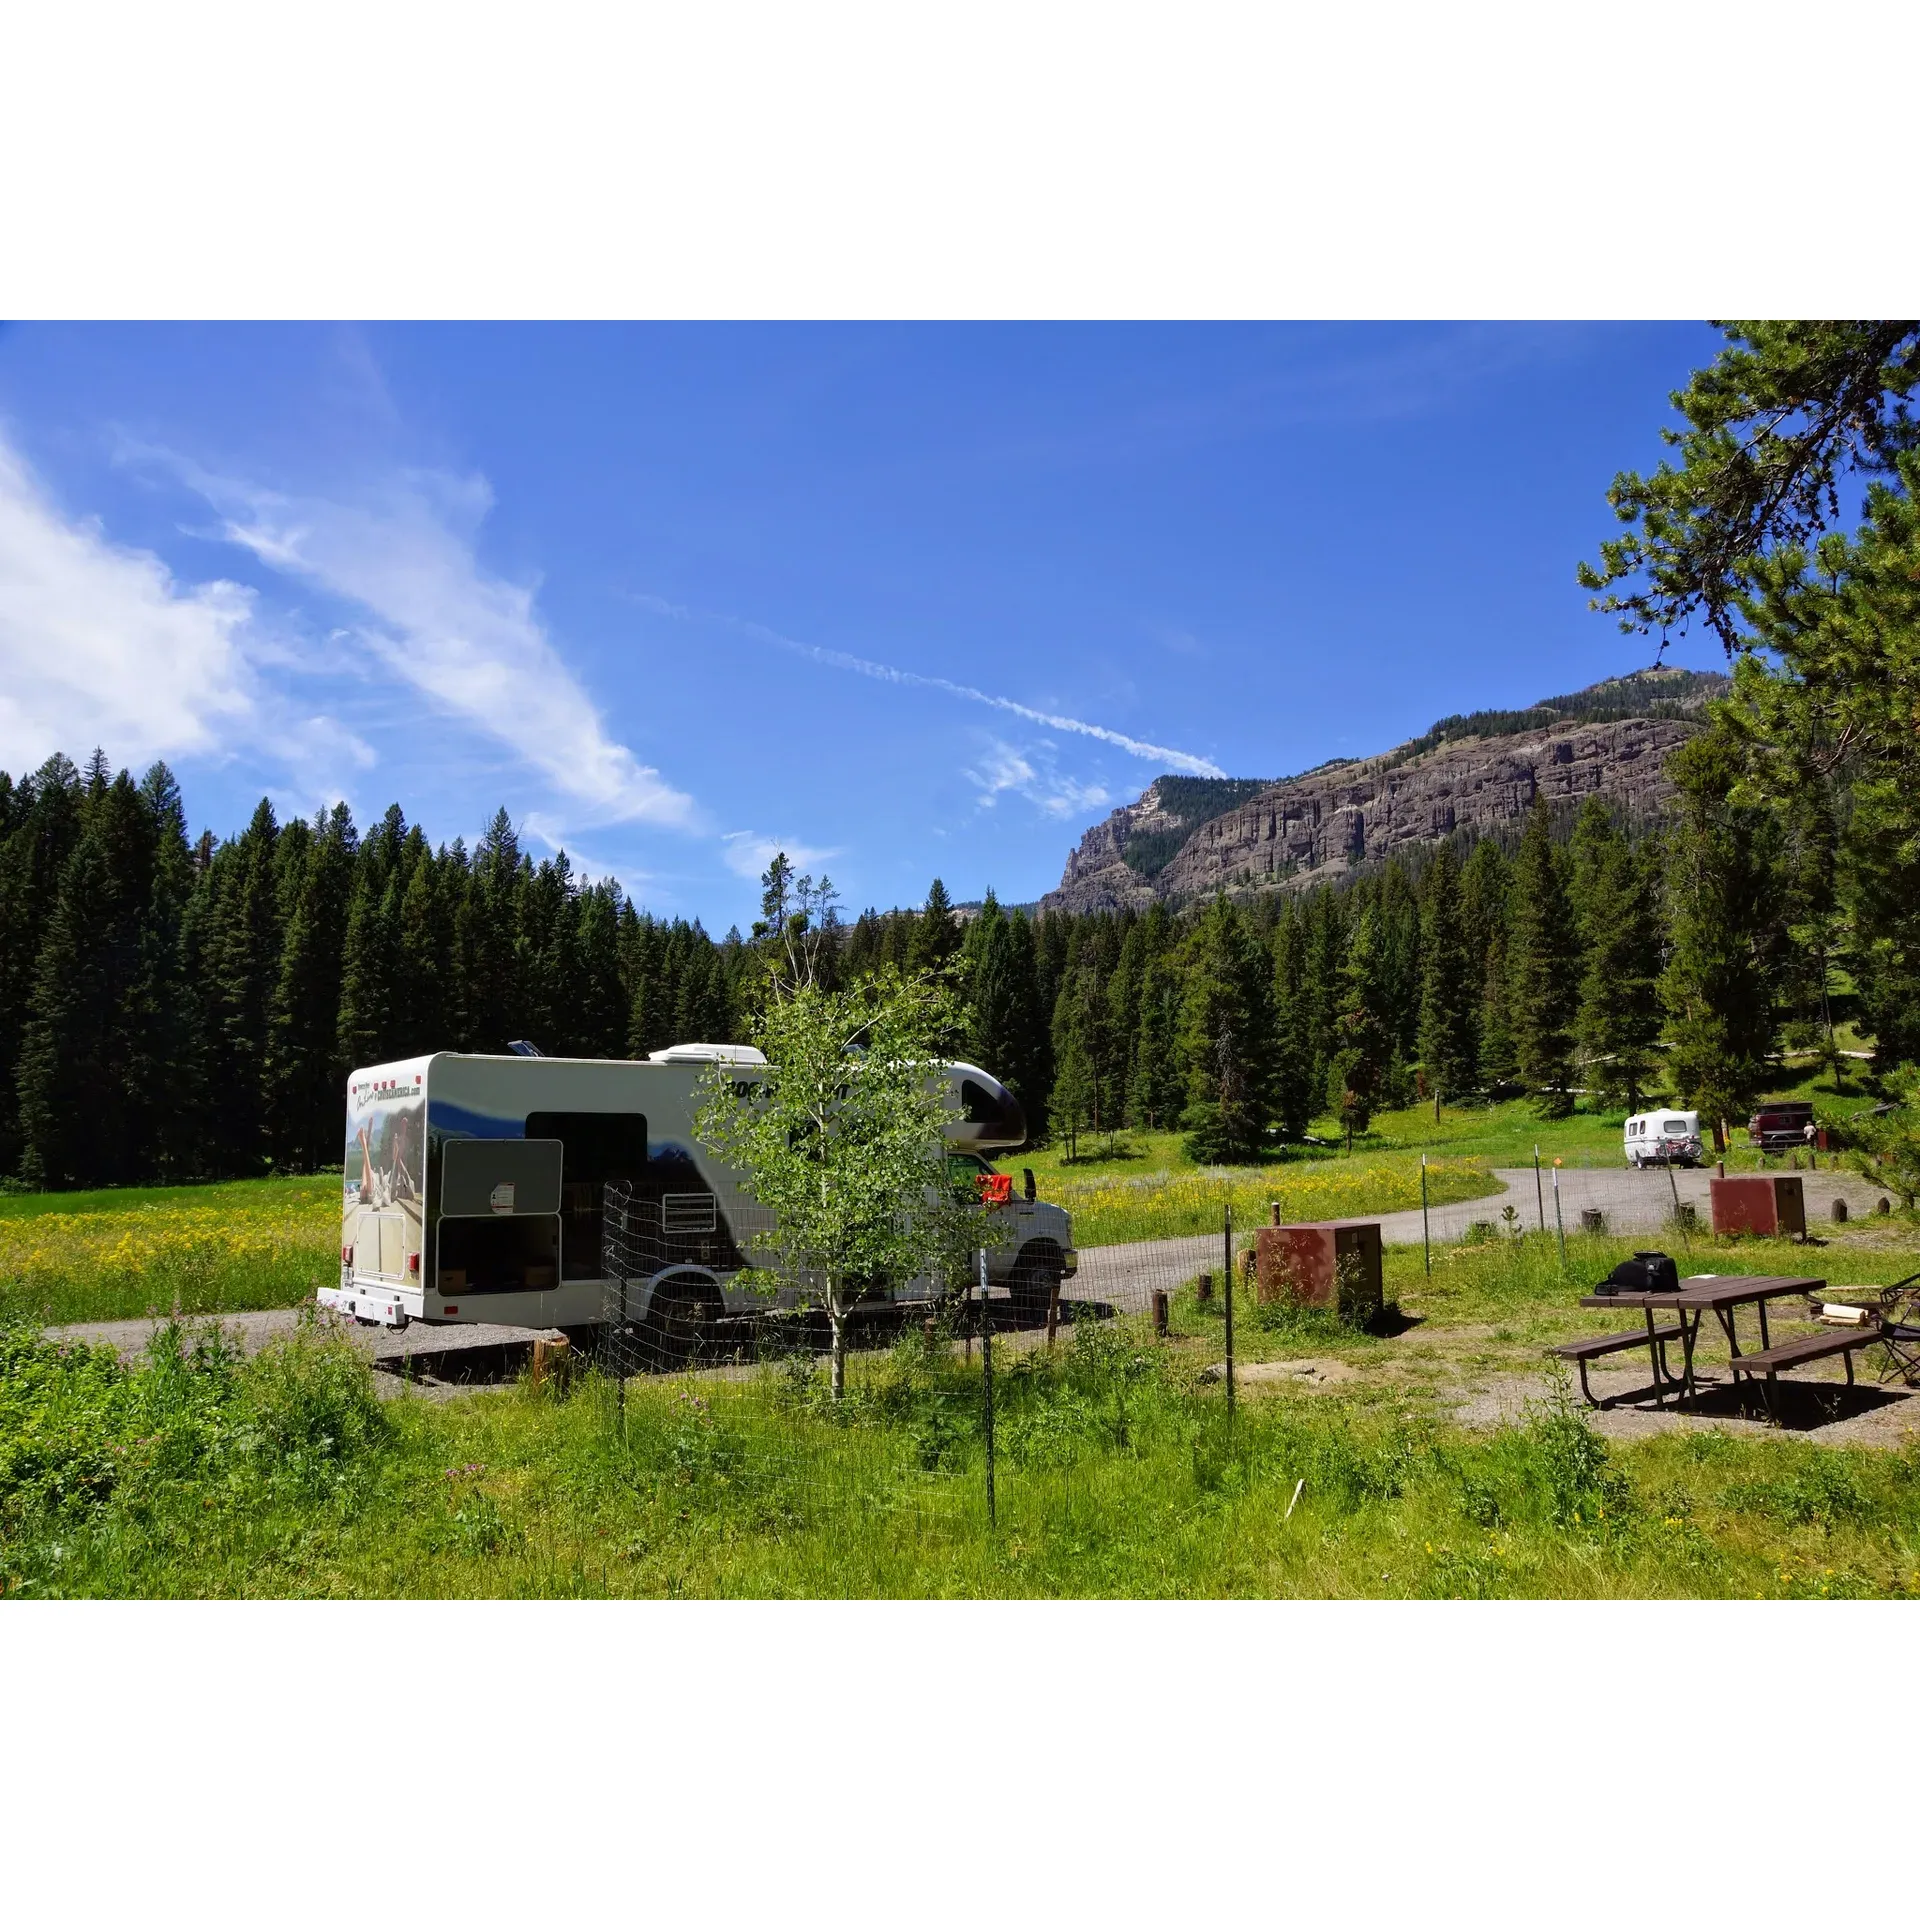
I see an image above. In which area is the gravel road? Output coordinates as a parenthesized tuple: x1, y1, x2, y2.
(1067, 1163, 1885, 1311)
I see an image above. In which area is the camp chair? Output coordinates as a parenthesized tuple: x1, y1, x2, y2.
(1876, 1275, 1920, 1386)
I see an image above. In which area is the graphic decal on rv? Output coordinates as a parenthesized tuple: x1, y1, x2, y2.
(342, 1076, 426, 1284)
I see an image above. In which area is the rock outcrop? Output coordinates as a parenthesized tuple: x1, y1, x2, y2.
(1042, 684, 1716, 917)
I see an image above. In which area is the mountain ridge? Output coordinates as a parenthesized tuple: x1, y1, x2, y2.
(1041, 667, 1727, 916)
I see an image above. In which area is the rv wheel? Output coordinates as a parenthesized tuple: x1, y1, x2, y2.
(648, 1280, 717, 1370)
(1007, 1244, 1067, 1325)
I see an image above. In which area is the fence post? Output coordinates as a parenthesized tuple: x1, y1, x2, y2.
(1533, 1147, 1546, 1232)
(979, 1247, 995, 1528)
(1223, 1203, 1235, 1422)
(1420, 1153, 1431, 1276)
(1552, 1164, 1566, 1268)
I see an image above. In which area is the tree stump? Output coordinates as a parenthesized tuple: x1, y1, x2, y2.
(531, 1334, 572, 1393)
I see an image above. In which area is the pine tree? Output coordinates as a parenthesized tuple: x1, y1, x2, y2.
(0, 755, 83, 1173)
(200, 798, 283, 1172)
(1507, 797, 1582, 1117)
(908, 877, 961, 975)
(14, 770, 156, 1187)
(1002, 909, 1049, 1123)
(1269, 906, 1316, 1139)
(129, 763, 198, 1181)
(1177, 895, 1274, 1162)
(1571, 800, 1662, 1111)
(1331, 905, 1392, 1151)
(572, 880, 628, 1057)
(336, 866, 398, 1071)
(1048, 971, 1098, 1161)
(265, 802, 357, 1171)
(1417, 840, 1476, 1111)
(1659, 733, 1787, 1132)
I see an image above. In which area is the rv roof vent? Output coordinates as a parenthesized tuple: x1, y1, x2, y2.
(648, 1043, 768, 1066)
(505, 1040, 545, 1057)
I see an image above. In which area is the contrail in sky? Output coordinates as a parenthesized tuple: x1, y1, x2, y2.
(636, 596, 1226, 778)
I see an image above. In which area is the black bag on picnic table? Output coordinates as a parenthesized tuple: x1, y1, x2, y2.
(1597, 1251, 1680, 1296)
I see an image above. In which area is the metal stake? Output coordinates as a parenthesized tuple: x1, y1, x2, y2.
(1224, 1203, 1235, 1421)
(979, 1248, 995, 1528)
(1421, 1153, 1431, 1276)
(1534, 1146, 1546, 1232)
(1552, 1165, 1566, 1267)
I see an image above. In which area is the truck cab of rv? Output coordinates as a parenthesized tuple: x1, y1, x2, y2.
(1624, 1108, 1702, 1169)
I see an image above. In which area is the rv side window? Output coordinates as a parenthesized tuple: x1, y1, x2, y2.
(526, 1111, 649, 1182)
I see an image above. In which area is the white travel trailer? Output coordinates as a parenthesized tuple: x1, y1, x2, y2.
(1623, 1108, 1703, 1169)
(317, 1045, 1076, 1339)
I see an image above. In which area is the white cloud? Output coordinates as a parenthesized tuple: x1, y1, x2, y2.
(0, 434, 256, 770)
(966, 737, 1110, 818)
(721, 830, 840, 882)
(191, 462, 699, 833)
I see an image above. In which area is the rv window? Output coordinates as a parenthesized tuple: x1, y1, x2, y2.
(1663, 1120, 1690, 1135)
(525, 1111, 649, 1183)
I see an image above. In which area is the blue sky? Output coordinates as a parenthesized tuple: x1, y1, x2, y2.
(0, 322, 1725, 926)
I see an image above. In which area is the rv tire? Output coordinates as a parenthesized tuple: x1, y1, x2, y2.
(1007, 1243, 1067, 1325)
(648, 1277, 722, 1370)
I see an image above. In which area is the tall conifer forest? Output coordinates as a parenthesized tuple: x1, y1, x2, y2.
(0, 735, 1867, 1191)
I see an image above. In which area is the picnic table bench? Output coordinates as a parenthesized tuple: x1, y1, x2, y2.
(1551, 1324, 1689, 1410)
(1727, 1323, 1882, 1423)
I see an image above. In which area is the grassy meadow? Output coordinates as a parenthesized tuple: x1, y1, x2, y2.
(0, 1176, 338, 1327)
(7, 1213, 1920, 1598)
(7, 1277, 1920, 1598)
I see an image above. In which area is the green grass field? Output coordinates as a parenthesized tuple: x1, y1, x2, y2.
(0, 1176, 338, 1327)
(7, 1268, 1919, 1597)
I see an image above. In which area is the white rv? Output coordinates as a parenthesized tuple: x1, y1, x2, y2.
(1624, 1108, 1703, 1169)
(318, 1045, 1076, 1341)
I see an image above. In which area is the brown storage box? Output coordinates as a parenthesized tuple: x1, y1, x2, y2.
(522, 1264, 558, 1291)
(439, 1267, 469, 1296)
(1710, 1175, 1806, 1239)
(1254, 1222, 1384, 1319)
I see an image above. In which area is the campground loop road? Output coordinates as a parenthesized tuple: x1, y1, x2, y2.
(1067, 1163, 1885, 1313)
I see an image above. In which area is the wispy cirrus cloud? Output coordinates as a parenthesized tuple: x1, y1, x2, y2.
(634, 594, 1226, 778)
(162, 456, 700, 833)
(721, 830, 841, 882)
(967, 738, 1110, 818)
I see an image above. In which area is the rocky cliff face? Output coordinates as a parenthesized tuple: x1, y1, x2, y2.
(1043, 703, 1709, 916)
(1047, 781, 1190, 917)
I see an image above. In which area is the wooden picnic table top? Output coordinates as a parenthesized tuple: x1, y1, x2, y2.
(1579, 1273, 1828, 1311)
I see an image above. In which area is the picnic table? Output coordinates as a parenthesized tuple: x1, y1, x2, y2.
(1562, 1273, 1831, 1410)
